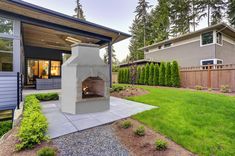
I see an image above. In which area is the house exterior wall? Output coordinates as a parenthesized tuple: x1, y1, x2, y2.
(144, 40, 216, 67)
(0, 15, 22, 73)
(215, 39, 235, 65)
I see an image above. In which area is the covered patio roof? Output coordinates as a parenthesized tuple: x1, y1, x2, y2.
(0, 0, 131, 47)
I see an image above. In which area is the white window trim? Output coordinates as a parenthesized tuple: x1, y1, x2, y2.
(215, 31, 223, 46)
(200, 30, 215, 47)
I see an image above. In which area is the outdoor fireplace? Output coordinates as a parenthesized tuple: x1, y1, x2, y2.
(61, 43, 110, 114)
(82, 77, 104, 99)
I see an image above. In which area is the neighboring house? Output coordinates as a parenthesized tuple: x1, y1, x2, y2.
(140, 23, 235, 67)
(0, 0, 130, 116)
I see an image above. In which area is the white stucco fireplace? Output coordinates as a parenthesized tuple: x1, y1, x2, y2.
(61, 43, 110, 114)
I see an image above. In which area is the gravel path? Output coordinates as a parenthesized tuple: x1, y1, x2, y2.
(52, 124, 129, 156)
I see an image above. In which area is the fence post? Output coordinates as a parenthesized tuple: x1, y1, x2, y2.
(207, 65, 211, 89)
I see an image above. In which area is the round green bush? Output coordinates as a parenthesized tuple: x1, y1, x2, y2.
(37, 147, 56, 156)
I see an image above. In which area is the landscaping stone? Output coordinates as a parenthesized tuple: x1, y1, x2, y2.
(53, 124, 129, 156)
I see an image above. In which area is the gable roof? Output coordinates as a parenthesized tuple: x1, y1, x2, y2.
(0, 0, 131, 45)
(140, 23, 235, 51)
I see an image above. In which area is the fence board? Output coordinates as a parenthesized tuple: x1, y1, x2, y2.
(180, 64, 235, 91)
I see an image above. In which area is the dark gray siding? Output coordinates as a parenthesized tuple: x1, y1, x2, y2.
(215, 41, 235, 64)
(145, 41, 216, 67)
(0, 73, 21, 110)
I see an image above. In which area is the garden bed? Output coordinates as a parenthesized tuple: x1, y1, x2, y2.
(111, 85, 149, 98)
(0, 124, 57, 156)
(113, 119, 194, 156)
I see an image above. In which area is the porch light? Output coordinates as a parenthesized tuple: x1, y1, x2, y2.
(65, 37, 81, 44)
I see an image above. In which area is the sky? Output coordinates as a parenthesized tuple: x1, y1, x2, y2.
(23, 0, 207, 61)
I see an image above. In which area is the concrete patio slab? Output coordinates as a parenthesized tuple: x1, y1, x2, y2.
(41, 96, 157, 139)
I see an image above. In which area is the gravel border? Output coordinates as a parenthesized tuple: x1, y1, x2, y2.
(53, 124, 129, 156)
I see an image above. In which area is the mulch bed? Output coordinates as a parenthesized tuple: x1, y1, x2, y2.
(113, 119, 195, 156)
(0, 125, 57, 156)
(111, 86, 149, 98)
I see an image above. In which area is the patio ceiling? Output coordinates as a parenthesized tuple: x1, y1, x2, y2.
(23, 23, 100, 51)
(0, 0, 131, 47)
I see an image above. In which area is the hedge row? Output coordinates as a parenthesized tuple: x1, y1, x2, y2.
(118, 61, 180, 87)
(16, 93, 59, 151)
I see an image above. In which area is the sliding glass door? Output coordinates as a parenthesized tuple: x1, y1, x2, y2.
(26, 59, 61, 85)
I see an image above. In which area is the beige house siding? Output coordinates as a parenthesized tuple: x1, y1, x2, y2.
(215, 41, 235, 64)
(144, 41, 216, 67)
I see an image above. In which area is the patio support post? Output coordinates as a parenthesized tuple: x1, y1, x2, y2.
(108, 42, 112, 88)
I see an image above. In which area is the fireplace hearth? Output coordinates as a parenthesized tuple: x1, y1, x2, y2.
(61, 43, 110, 114)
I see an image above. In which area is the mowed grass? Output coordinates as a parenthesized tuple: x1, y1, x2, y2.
(118, 85, 235, 156)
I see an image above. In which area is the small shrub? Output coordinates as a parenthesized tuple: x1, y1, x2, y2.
(37, 147, 56, 156)
(111, 85, 124, 93)
(155, 139, 168, 151)
(134, 126, 145, 136)
(220, 85, 230, 93)
(35, 93, 59, 101)
(195, 85, 204, 90)
(0, 121, 12, 138)
(120, 120, 132, 129)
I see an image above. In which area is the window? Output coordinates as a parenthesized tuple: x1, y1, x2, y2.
(216, 32, 222, 45)
(164, 43, 172, 48)
(0, 17, 13, 35)
(201, 31, 213, 45)
(51, 61, 61, 76)
(0, 38, 13, 71)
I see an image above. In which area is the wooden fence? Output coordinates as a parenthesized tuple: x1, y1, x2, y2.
(180, 64, 235, 92)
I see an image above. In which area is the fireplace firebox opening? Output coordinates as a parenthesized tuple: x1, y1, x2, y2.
(82, 77, 105, 99)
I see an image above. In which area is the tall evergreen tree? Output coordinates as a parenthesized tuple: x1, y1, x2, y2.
(74, 0, 85, 20)
(148, 0, 170, 44)
(140, 66, 145, 85)
(170, 0, 192, 36)
(135, 0, 152, 46)
(165, 62, 172, 86)
(144, 63, 150, 85)
(227, 0, 235, 27)
(136, 66, 142, 84)
(148, 63, 154, 85)
(159, 62, 166, 86)
(103, 46, 117, 64)
(153, 64, 159, 86)
(171, 61, 180, 87)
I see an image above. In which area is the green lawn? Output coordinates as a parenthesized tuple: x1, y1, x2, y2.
(117, 85, 235, 156)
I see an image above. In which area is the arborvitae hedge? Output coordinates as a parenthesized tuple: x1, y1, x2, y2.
(127, 68, 130, 84)
(118, 69, 121, 83)
(144, 63, 150, 85)
(136, 66, 141, 84)
(153, 64, 159, 86)
(171, 61, 180, 87)
(148, 63, 154, 85)
(140, 66, 145, 85)
(159, 62, 166, 86)
(165, 62, 172, 86)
